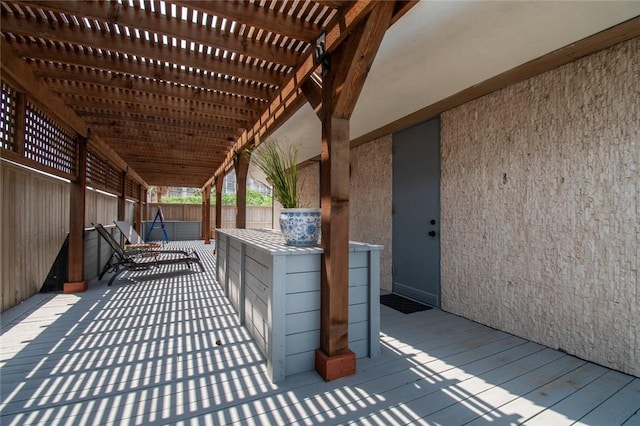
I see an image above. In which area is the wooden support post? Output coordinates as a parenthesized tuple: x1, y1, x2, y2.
(135, 186, 145, 235)
(234, 152, 250, 229)
(117, 171, 127, 221)
(201, 192, 206, 240)
(215, 176, 223, 230)
(313, 2, 394, 381)
(315, 113, 355, 380)
(203, 184, 211, 244)
(64, 136, 88, 293)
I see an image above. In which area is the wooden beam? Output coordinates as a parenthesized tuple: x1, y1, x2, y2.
(206, 0, 377, 187)
(19, 0, 300, 67)
(331, 1, 394, 119)
(301, 75, 323, 119)
(1, 38, 88, 138)
(95, 129, 233, 148)
(44, 78, 264, 114)
(60, 95, 253, 126)
(83, 116, 241, 137)
(23, 55, 273, 101)
(2, 17, 285, 86)
(174, 0, 322, 42)
(76, 108, 244, 134)
(1, 38, 148, 188)
(64, 137, 88, 293)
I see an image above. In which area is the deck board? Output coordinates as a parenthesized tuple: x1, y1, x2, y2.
(1, 241, 638, 425)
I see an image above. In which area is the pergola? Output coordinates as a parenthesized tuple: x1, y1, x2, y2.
(0, 0, 415, 380)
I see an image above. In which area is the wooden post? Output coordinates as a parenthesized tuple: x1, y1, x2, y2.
(117, 171, 127, 221)
(64, 136, 88, 293)
(315, 113, 355, 380)
(234, 152, 250, 229)
(215, 176, 223, 230)
(200, 191, 206, 240)
(135, 186, 145, 235)
(313, 2, 394, 381)
(203, 184, 211, 244)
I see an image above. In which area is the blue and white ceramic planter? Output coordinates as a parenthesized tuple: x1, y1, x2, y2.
(279, 208, 321, 246)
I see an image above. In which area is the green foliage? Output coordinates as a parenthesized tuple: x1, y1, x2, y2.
(249, 141, 298, 208)
(161, 195, 203, 204)
(161, 189, 271, 206)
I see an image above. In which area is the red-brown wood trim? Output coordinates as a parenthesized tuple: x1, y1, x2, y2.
(203, 184, 212, 244)
(215, 176, 224, 230)
(331, 1, 394, 119)
(301, 77, 323, 119)
(64, 136, 88, 293)
(117, 171, 127, 222)
(234, 152, 250, 229)
(207, 0, 378, 188)
(319, 114, 351, 358)
(134, 187, 144, 235)
(315, 348, 356, 382)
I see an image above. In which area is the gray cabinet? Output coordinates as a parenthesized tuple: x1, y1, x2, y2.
(216, 229, 381, 382)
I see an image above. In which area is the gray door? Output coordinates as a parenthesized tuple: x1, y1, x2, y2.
(392, 118, 440, 307)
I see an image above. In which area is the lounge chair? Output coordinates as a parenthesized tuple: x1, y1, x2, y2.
(114, 220, 162, 250)
(93, 223, 204, 286)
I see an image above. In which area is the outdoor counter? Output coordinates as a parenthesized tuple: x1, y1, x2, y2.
(215, 228, 381, 382)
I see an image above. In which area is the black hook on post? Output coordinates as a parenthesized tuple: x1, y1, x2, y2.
(314, 31, 330, 77)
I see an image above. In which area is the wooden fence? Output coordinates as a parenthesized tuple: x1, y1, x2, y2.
(146, 203, 273, 230)
(2, 162, 70, 312)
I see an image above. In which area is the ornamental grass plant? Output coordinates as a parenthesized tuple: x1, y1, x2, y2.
(250, 141, 299, 208)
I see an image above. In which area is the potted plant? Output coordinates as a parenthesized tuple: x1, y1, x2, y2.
(250, 140, 321, 246)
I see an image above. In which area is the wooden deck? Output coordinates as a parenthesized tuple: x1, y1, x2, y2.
(1, 241, 638, 425)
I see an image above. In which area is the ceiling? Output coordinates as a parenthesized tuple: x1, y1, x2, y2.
(0, 0, 387, 187)
(260, 0, 640, 181)
(2, 1, 639, 189)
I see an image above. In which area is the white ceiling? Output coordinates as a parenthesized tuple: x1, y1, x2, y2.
(249, 0, 640, 182)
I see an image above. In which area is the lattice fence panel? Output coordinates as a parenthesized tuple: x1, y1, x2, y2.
(24, 102, 76, 177)
(87, 149, 122, 195)
(105, 167, 121, 195)
(125, 176, 140, 201)
(0, 82, 17, 151)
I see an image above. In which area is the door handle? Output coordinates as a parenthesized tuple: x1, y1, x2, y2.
(428, 230, 436, 237)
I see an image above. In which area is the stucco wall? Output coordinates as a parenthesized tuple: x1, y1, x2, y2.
(297, 135, 393, 291)
(440, 38, 639, 376)
(350, 136, 393, 291)
(298, 162, 320, 209)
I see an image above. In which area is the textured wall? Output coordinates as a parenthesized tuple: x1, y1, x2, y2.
(350, 136, 393, 291)
(297, 135, 393, 291)
(297, 163, 320, 209)
(441, 38, 639, 376)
